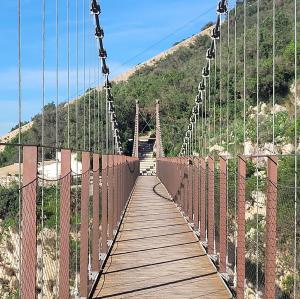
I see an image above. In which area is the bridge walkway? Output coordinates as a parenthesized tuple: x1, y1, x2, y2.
(92, 176, 232, 298)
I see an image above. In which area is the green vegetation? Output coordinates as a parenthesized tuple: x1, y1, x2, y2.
(0, 0, 298, 162)
(0, 184, 19, 228)
(0, 0, 299, 295)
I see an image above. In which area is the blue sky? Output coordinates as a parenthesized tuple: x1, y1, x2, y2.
(0, 0, 224, 136)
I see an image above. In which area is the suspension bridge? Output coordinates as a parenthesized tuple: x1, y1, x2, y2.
(0, 0, 299, 298)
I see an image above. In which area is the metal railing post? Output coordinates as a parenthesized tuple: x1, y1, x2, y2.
(194, 158, 200, 231)
(21, 146, 38, 299)
(200, 157, 206, 242)
(92, 153, 100, 273)
(219, 156, 227, 273)
(108, 155, 114, 240)
(207, 156, 215, 255)
(59, 149, 71, 298)
(101, 155, 108, 256)
(264, 156, 278, 299)
(80, 152, 90, 297)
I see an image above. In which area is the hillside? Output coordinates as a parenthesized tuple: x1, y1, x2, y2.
(0, 0, 300, 165)
(0, 0, 298, 162)
(0, 0, 300, 297)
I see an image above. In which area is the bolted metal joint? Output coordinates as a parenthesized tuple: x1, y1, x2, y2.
(202, 68, 209, 78)
(99, 48, 107, 58)
(216, 0, 228, 15)
(95, 26, 104, 39)
(211, 27, 220, 40)
(206, 48, 215, 60)
(102, 65, 110, 75)
(90, 1, 101, 15)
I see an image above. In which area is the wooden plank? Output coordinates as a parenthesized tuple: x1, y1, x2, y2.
(92, 176, 232, 299)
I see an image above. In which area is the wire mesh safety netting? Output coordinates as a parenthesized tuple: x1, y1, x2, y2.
(0, 148, 22, 298)
(276, 156, 300, 299)
(214, 166, 221, 256)
(244, 157, 267, 298)
(227, 158, 238, 284)
(0, 149, 103, 299)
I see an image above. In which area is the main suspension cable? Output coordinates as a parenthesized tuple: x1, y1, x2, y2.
(91, 0, 122, 154)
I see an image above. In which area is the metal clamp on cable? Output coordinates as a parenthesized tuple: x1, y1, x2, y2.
(198, 81, 205, 91)
(90, 0, 101, 15)
(211, 17, 221, 39)
(195, 94, 202, 104)
(206, 45, 215, 60)
(107, 94, 114, 103)
(95, 26, 104, 39)
(104, 78, 112, 89)
(99, 48, 107, 58)
(217, 0, 228, 15)
(109, 102, 115, 113)
(202, 65, 210, 78)
(192, 106, 198, 115)
(102, 64, 109, 75)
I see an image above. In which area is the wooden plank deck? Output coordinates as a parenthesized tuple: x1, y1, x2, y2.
(92, 176, 232, 299)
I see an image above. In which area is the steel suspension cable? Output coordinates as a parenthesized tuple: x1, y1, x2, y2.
(226, 5, 230, 276)
(214, 40, 217, 144)
(243, 0, 247, 153)
(234, 5, 237, 158)
(201, 93, 204, 156)
(67, 0, 70, 148)
(234, 2, 238, 287)
(272, 0, 276, 149)
(94, 66, 97, 152)
(294, 0, 298, 295)
(55, 0, 59, 294)
(219, 15, 222, 147)
(97, 63, 100, 152)
(226, 9, 230, 153)
(83, 0, 86, 150)
(41, 0, 46, 295)
(17, 0, 22, 294)
(208, 60, 211, 151)
(204, 78, 207, 155)
(89, 67, 91, 150)
(76, 0, 79, 151)
(255, 0, 260, 295)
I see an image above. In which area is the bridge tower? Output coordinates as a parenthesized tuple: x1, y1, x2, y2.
(132, 99, 139, 158)
(155, 99, 164, 158)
